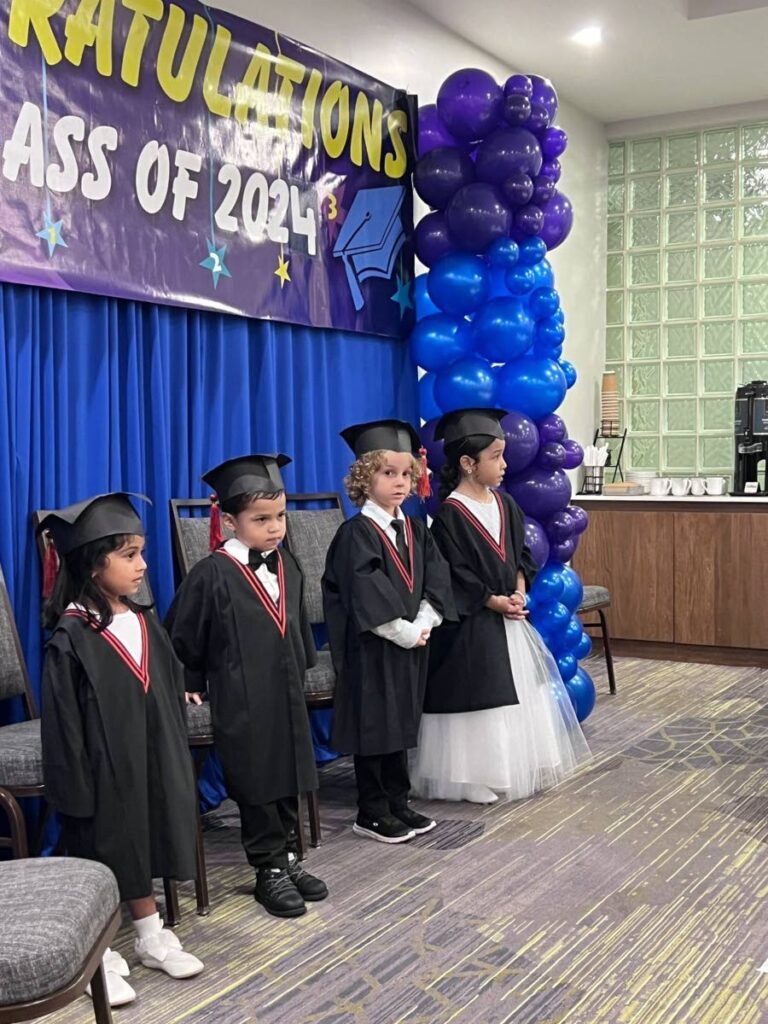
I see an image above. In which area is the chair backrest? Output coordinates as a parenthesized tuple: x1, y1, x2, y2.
(0, 562, 36, 717)
(169, 499, 234, 580)
(31, 509, 156, 611)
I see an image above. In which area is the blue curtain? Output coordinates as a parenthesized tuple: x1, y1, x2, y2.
(0, 282, 417, 718)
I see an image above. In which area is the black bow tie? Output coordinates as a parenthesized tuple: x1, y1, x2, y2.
(249, 549, 279, 574)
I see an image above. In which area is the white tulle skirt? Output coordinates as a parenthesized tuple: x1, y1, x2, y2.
(411, 619, 592, 803)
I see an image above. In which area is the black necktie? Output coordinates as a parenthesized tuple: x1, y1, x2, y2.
(390, 519, 408, 565)
(249, 549, 279, 574)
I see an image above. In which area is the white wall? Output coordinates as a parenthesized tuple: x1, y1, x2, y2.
(208, 0, 607, 449)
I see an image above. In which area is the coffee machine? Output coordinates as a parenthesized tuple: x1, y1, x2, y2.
(733, 380, 768, 494)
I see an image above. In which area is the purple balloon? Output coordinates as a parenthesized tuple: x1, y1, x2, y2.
(562, 438, 584, 470)
(537, 442, 566, 469)
(539, 190, 574, 251)
(415, 211, 454, 267)
(550, 536, 578, 563)
(532, 175, 557, 205)
(524, 516, 550, 568)
(566, 504, 589, 535)
(437, 68, 502, 142)
(540, 158, 562, 184)
(475, 128, 543, 184)
(505, 466, 572, 520)
(525, 104, 550, 131)
(414, 147, 476, 210)
(502, 93, 532, 126)
(546, 508, 576, 542)
(514, 203, 544, 236)
(423, 491, 442, 518)
(541, 126, 568, 161)
(419, 417, 446, 475)
(418, 103, 458, 156)
(501, 172, 535, 207)
(434, 356, 496, 412)
(530, 75, 559, 124)
(500, 410, 540, 474)
(445, 183, 511, 253)
(537, 414, 568, 443)
(504, 74, 533, 99)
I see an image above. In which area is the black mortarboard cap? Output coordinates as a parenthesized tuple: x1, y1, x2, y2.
(202, 454, 290, 502)
(434, 408, 508, 447)
(341, 419, 421, 458)
(37, 493, 149, 556)
(333, 185, 406, 311)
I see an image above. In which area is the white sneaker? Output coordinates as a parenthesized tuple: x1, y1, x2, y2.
(135, 929, 204, 979)
(103, 948, 130, 978)
(86, 957, 136, 1007)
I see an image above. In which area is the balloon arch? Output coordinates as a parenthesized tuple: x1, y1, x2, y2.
(411, 69, 595, 721)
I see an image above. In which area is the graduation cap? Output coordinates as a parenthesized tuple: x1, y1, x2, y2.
(37, 493, 149, 558)
(202, 454, 291, 550)
(341, 420, 431, 498)
(434, 408, 508, 447)
(333, 186, 406, 312)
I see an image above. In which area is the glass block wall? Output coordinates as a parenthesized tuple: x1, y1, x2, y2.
(606, 124, 768, 476)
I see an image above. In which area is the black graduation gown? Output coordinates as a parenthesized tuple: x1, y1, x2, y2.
(322, 513, 455, 756)
(41, 610, 198, 902)
(164, 548, 318, 806)
(425, 489, 539, 714)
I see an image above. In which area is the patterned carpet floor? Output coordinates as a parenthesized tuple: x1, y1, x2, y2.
(29, 655, 768, 1024)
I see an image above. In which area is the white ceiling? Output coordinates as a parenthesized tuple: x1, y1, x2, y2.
(404, 0, 768, 124)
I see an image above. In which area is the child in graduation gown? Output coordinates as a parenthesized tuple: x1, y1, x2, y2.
(165, 455, 327, 919)
(410, 408, 591, 805)
(40, 493, 203, 1009)
(322, 420, 456, 844)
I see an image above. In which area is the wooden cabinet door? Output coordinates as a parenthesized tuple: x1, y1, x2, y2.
(674, 512, 768, 649)
(573, 509, 674, 641)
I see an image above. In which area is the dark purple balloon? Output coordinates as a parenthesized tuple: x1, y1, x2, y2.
(501, 172, 535, 207)
(540, 158, 562, 184)
(437, 68, 502, 142)
(532, 175, 557, 205)
(502, 93, 532, 126)
(504, 74, 533, 99)
(414, 147, 476, 210)
(419, 417, 446, 475)
(476, 128, 543, 184)
(530, 75, 559, 124)
(539, 190, 574, 251)
(524, 516, 550, 568)
(514, 203, 544, 236)
(546, 508, 576, 542)
(537, 413, 568, 443)
(505, 466, 572, 520)
(501, 410, 540, 473)
(541, 126, 568, 161)
(537, 441, 566, 469)
(418, 103, 458, 156)
(445, 183, 511, 253)
(566, 504, 589, 535)
(415, 211, 454, 267)
(525, 104, 550, 131)
(423, 491, 442, 518)
(561, 439, 584, 470)
(550, 536, 577, 563)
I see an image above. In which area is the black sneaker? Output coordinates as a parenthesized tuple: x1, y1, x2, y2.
(287, 853, 329, 901)
(254, 867, 306, 918)
(352, 815, 416, 844)
(392, 806, 437, 835)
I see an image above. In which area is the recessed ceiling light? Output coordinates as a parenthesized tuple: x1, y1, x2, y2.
(572, 25, 603, 47)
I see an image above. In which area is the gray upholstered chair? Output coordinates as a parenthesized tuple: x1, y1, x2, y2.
(577, 585, 617, 695)
(0, 857, 121, 1024)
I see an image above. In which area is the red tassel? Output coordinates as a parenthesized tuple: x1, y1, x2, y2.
(209, 495, 224, 550)
(42, 534, 59, 599)
(417, 446, 432, 499)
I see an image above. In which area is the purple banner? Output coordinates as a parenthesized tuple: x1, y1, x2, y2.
(0, 0, 416, 338)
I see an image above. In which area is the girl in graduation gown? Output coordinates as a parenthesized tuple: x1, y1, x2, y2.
(39, 493, 203, 1009)
(410, 409, 591, 805)
(322, 419, 456, 845)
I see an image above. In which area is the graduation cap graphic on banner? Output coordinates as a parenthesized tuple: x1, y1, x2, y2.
(333, 186, 406, 312)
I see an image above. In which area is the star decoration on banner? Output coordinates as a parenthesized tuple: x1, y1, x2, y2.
(199, 240, 231, 288)
(274, 254, 291, 288)
(36, 213, 67, 258)
(390, 273, 412, 317)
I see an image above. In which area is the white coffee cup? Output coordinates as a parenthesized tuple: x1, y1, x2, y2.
(705, 476, 726, 495)
(649, 477, 672, 495)
(690, 478, 706, 496)
(671, 478, 691, 496)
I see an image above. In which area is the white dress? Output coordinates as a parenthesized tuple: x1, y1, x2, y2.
(411, 491, 592, 803)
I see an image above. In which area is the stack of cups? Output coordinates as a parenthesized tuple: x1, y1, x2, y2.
(601, 371, 620, 437)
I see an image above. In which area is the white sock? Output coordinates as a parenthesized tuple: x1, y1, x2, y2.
(133, 912, 163, 941)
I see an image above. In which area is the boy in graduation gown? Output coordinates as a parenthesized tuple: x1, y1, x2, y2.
(165, 455, 327, 919)
(322, 420, 456, 844)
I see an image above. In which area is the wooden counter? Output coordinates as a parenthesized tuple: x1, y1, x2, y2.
(572, 496, 768, 663)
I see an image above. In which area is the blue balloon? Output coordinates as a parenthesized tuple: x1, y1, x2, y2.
(418, 372, 441, 421)
(504, 266, 535, 295)
(488, 266, 511, 298)
(560, 359, 577, 388)
(434, 356, 496, 412)
(557, 653, 578, 682)
(518, 237, 548, 266)
(550, 616, 584, 656)
(559, 566, 584, 612)
(566, 667, 596, 722)
(552, 307, 565, 324)
(414, 274, 440, 320)
(529, 287, 561, 320)
(535, 318, 566, 348)
(530, 258, 555, 290)
(410, 314, 474, 372)
(428, 253, 490, 316)
(531, 600, 569, 637)
(473, 298, 535, 362)
(530, 563, 565, 603)
(496, 356, 567, 419)
(575, 632, 593, 660)
(487, 237, 520, 268)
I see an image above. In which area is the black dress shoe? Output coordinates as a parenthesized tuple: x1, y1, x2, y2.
(287, 853, 329, 901)
(391, 806, 437, 834)
(254, 867, 306, 918)
(352, 814, 415, 843)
